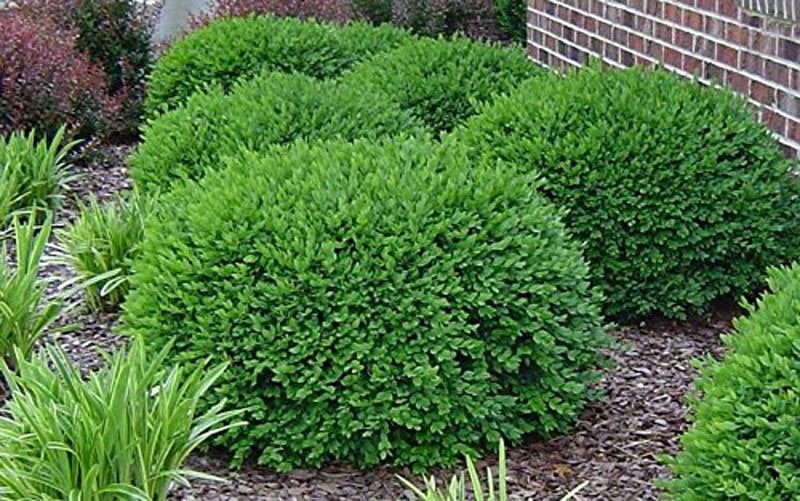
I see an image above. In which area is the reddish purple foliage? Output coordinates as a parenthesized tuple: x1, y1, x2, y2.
(204, 0, 354, 25)
(0, 10, 120, 138)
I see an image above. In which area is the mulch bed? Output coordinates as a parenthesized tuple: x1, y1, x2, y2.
(8, 141, 733, 500)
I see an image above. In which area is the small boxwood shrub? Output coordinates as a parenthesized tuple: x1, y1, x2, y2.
(455, 66, 800, 319)
(342, 36, 540, 134)
(123, 137, 608, 470)
(666, 263, 800, 499)
(130, 71, 424, 192)
(145, 15, 413, 115)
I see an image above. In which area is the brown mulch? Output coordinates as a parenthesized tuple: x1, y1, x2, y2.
(5, 141, 733, 499)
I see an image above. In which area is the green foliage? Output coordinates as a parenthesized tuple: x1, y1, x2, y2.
(666, 263, 800, 499)
(122, 137, 608, 470)
(131, 71, 424, 192)
(400, 440, 589, 500)
(399, 440, 508, 501)
(0, 213, 62, 368)
(69, 0, 153, 133)
(145, 15, 413, 115)
(342, 36, 539, 133)
(56, 191, 157, 312)
(0, 127, 78, 225)
(493, 0, 525, 43)
(0, 337, 246, 500)
(455, 66, 800, 319)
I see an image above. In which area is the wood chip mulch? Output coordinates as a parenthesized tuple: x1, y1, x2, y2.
(5, 142, 735, 500)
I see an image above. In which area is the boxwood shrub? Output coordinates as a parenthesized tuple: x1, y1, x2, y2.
(455, 66, 800, 319)
(666, 263, 800, 499)
(130, 71, 424, 192)
(145, 15, 413, 115)
(122, 137, 608, 470)
(341, 36, 540, 134)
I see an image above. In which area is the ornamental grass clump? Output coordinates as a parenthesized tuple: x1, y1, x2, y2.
(0, 127, 79, 225)
(123, 137, 608, 470)
(0, 337, 245, 500)
(145, 15, 413, 115)
(342, 36, 540, 134)
(0, 213, 63, 368)
(666, 263, 800, 499)
(455, 65, 800, 319)
(130, 71, 423, 192)
(56, 191, 157, 312)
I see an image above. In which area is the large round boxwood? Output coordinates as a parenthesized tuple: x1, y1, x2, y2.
(455, 66, 800, 319)
(130, 71, 423, 192)
(146, 15, 414, 115)
(122, 137, 608, 470)
(341, 36, 541, 134)
(667, 262, 800, 498)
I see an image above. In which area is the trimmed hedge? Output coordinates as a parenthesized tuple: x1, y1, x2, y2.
(666, 263, 800, 499)
(341, 36, 540, 134)
(455, 66, 800, 319)
(130, 71, 424, 192)
(145, 15, 413, 115)
(123, 137, 608, 470)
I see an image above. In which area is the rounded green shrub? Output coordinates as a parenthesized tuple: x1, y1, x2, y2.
(122, 137, 608, 470)
(146, 15, 414, 115)
(455, 66, 800, 319)
(130, 71, 424, 192)
(341, 36, 541, 134)
(666, 262, 800, 499)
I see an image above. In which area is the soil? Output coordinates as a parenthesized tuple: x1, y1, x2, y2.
(4, 141, 733, 500)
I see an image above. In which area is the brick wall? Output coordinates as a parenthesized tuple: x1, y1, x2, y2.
(527, 0, 800, 158)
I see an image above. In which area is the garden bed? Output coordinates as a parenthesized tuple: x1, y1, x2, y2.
(31, 142, 730, 500)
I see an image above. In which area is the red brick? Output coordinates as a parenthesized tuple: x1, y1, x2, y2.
(741, 52, 765, 75)
(765, 60, 790, 87)
(656, 22, 674, 42)
(717, 44, 738, 67)
(762, 109, 787, 135)
(788, 120, 800, 143)
(696, 0, 716, 11)
(664, 2, 682, 23)
(750, 80, 775, 105)
(726, 72, 749, 94)
(629, 33, 645, 52)
(777, 91, 799, 117)
(664, 47, 682, 67)
(724, 23, 749, 46)
(674, 29, 694, 49)
(685, 10, 704, 30)
(751, 32, 777, 56)
(683, 54, 702, 75)
(719, 0, 738, 17)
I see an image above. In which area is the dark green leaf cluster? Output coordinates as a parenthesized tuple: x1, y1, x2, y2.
(666, 262, 800, 499)
(341, 36, 541, 134)
(122, 137, 608, 470)
(493, 0, 526, 43)
(145, 15, 414, 115)
(130, 71, 424, 192)
(455, 66, 800, 319)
